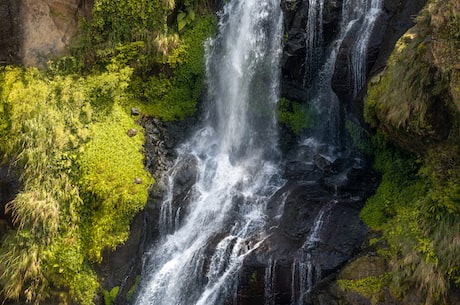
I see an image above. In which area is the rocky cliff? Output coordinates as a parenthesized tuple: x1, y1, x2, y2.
(2, 0, 458, 304)
(0, 0, 92, 67)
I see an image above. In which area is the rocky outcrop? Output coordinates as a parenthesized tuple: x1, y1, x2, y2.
(232, 153, 378, 305)
(280, 0, 342, 102)
(0, 0, 93, 67)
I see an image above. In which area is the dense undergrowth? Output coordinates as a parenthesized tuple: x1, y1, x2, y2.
(0, 1, 216, 304)
(357, 1, 460, 304)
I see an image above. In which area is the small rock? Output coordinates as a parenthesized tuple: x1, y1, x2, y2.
(134, 178, 142, 184)
(131, 107, 140, 116)
(127, 128, 137, 137)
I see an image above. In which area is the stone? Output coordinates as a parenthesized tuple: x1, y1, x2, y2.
(127, 128, 137, 137)
(0, 0, 93, 67)
(131, 107, 140, 116)
(134, 178, 142, 184)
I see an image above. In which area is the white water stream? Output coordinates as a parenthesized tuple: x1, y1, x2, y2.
(134, 1, 283, 304)
(134, 0, 383, 304)
(304, 0, 383, 149)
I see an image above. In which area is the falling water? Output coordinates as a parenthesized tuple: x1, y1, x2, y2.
(304, 0, 325, 84)
(134, 0, 384, 303)
(290, 202, 334, 305)
(287, 0, 383, 302)
(303, 0, 383, 151)
(134, 1, 283, 305)
(350, 0, 384, 96)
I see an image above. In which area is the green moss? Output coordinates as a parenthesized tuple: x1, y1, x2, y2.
(277, 98, 313, 134)
(78, 104, 153, 262)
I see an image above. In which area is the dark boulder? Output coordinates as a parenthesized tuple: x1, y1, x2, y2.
(0, 0, 21, 65)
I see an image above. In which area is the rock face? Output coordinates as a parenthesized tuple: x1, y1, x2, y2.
(280, 0, 342, 102)
(0, 1, 21, 65)
(0, 0, 93, 67)
(231, 154, 378, 305)
(279, 0, 427, 118)
(0, 166, 18, 239)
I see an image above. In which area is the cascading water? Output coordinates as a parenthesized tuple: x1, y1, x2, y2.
(350, 0, 384, 97)
(303, 0, 383, 150)
(134, 1, 283, 305)
(287, 0, 384, 302)
(304, 0, 325, 84)
(134, 0, 383, 304)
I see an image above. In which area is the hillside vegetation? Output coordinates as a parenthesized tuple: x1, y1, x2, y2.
(0, 1, 216, 304)
(348, 0, 460, 304)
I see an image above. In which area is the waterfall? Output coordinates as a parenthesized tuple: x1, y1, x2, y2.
(349, 0, 384, 96)
(291, 202, 334, 305)
(303, 0, 383, 152)
(134, 1, 283, 305)
(304, 0, 325, 84)
(133, 0, 384, 304)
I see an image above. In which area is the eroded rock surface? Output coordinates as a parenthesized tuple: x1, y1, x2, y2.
(0, 0, 93, 67)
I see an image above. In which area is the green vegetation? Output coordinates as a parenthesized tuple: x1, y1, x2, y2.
(359, 134, 460, 304)
(103, 286, 120, 305)
(0, 65, 151, 305)
(360, 1, 460, 304)
(131, 15, 217, 120)
(0, 1, 216, 304)
(277, 98, 313, 134)
(338, 274, 390, 304)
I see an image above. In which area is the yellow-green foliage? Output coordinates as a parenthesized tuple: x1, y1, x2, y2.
(103, 286, 120, 305)
(78, 105, 153, 262)
(0, 65, 152, 305)
(0, 0, 216, 304)
(360, 135, 460, 304)
(338, 274, 390, 304)
(362, 2, 460, 301)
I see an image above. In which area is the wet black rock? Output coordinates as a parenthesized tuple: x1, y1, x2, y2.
(235, 166, 376, 305)
(331, 0, 427, 119)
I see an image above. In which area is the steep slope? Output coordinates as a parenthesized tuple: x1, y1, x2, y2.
(335, 1, 460, 304)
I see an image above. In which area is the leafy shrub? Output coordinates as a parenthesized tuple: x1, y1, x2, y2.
(132, 14, 217, 120)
